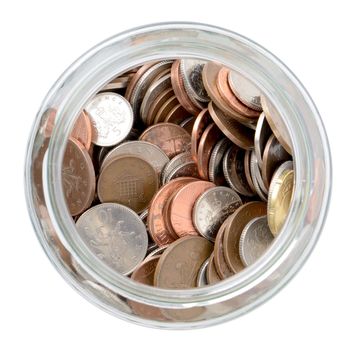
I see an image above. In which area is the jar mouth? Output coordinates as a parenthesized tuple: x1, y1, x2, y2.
(27, 22, 332, 309)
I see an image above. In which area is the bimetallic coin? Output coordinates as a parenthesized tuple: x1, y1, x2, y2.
(76, 203, 148, 275)
(267, 161, 294, 236)
(161, 151, 193, 184)
(85, 92, 133, 147)
(154, 236, 213, 288)
(193, 186, 242, 242)
(196, 258, 209, 287)
(97, 155, 158, 213)
(62, 138, 95, 216)
(239, 216, 274, 267)
(206, 254, 221, 285)
(165, 161, 199, 182)
(254, 112, 272, 168)
(209, 138, 230, 185)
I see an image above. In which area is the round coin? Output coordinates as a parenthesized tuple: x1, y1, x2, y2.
(250, 151, 268, 201)
(196, 258, 209, 287)
(146, 88, 175, 126)
(208, 138, 230, 185)
(191, 109, 211, 162)
(254, 112, 272, 168)
(161, 151, 193, 184)
(76, 203, 148, 275)
(164, 103, 190, 124)
(179, 116, 195, 134)
(70, 110, 92, 150)
(206, 254, 221, 285)
(165, 161, 199, 182)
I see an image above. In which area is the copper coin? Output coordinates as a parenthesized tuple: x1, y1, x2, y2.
(223, 202, 267, 273)
(70, 110, 92, 150)
(171, 60, 202, 115)
(164, 103, 190, 124)
(262, 134, 291, 190)
(153, 95, 178, 124)
(179, 116, 196, 134)
(97, 155, 158, 213)
(147, 177, 196, 246)
(154, 236, 213, 288)
(197, 123, 222, 180)
(216, 67, 260, 118)
(206, 254, 221, 285)
(165, 161, 199, 182)
(139, 123, 191, 159)
(208, 102, 254, 150)
(191, 108, 211, 162)
(146, 88, 174, 126)
(129, 256, 165, 320)
(244, 150, 257, 193)
(62, 138, 95, 216)
(169, 180, 215, 237)
(213, 216, 234, 279)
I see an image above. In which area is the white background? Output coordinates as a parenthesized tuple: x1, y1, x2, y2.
(1, 1, 354, 349)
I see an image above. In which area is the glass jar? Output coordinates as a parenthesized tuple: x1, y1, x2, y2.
(24, 22, 332, 329)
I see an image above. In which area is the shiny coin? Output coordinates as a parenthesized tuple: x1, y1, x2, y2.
(206, 254, 221, 285)
(239, 216, 274, 266)
(153, 95, 179, 124)
(146, 88, 175, 126)
(250, 151, 268, 201)
(267, 161, 294, 236)
(154, 236, 213, 288)
(161, 151, 193, 184)
(208, 138, 230, 185)
(70, 111, 92, 150)
(76, 203, 148, 275)
(97, 155, 159, 213)
(62, 138, 95, 216)
(254, 112, 272, 168)
(223, 201, 267, 273)
(85, 92, 133, 147)
(191, 109, 211, 162)
(193, 186, 242, 242)
(164, 103, 190, 125)
(196, 258, 209, 287)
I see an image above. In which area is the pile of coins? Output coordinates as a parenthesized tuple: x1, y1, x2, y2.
(59, 59, 294, 292)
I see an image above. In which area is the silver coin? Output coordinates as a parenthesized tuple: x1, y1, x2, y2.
(139, 208, 149, 222)
(130, 61, 173, 119)
(228, 70, 262, 111)
(146, 241, 159, 256)
(140, 73, 172, 124)
(145, 245, 168, 259)
(254, 112, 272, 169)
(76, 203, 148, 275)
(179, 116, 194, 129)
(208, 138, 230, 185)
(193, 186, 242, 242)
(165, 161, 198, 183)
(239, 216, 274, 266)
(85, 92, 133, 147)
(196, 258, 209, 287)
(244, 150, 257, 193)
(250, 151, 268, 201)
(97, 146, 112, 168)
(180, 59, 210, 103)
(161, 151, 193, 184)
(101, 140, 169, 177)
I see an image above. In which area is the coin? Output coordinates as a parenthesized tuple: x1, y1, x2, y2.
(179, 116, 195, 134)
(101, 75, 131, 91)
(154, 236, 213, 288)
(146, 88, 175, 126)
(161, 151, 193, 184)
(254, 112, 272, 168)
(228, 70, 262, 111)
(147, 177, 196, 246)
(70, 111, 92, 150)
(145, 245, 168, 259)
(153, 95, 179, 124)
(250, 151, 268, 201)
(261, 134, 291, 189)
(208, 102, 254, 150)
(208, 138, 230, 185)
(85, 92, 133, 147)
(267, 161, 294, 236)
(164, 104, 190, 124)
(139, 123, 191, 159)
(193, 186, 242, 242)
(239, 216, 274, 266)
(197, 123, 222, 180)
(62, 138, 95, 216)
(223, 201, 267, 273)
(206, 253, 221, 285)
(196, 258, 209, 287)
(191, 109, 211, 162)
(100, 140, 169, 178)
(165, 161, 199, 182)
(76, 203, 148, 275)
(97, 155, 159, 213)
(180, 59, 210, 103)
(244, 150, 256, 193)
(169, 180, 215, 237)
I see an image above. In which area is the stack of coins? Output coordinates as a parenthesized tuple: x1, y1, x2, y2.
(58, 59, 294, 293)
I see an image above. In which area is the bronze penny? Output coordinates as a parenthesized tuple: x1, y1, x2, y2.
(208, 102, 254, 150)
(164, 103, 190, 124)
(146, 88, 174, 126)
(191, 108, 211, 162)
(70, 110, 92, 150)
(223, 202, 267, 273)
(244, 150, 257, 193)
(139, 123, 191, 159)
(153, 95, 178, 124)
(169, 180, 215, 237)
(62, 138, 95, 216)
(261, 134, 291, 190)
(147, 177, 196, 246)
(213, 216, 234, 279)
(197, 123, 222, 180)
(97, 155, 158, 213)
(180, 116, 196, 134)
(206, 253, 221, 285)
(154, 236, 213, 288)
(216, 67, 260, 118)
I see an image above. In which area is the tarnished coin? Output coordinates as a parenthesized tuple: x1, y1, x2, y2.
(139, 123, 191, 159)
(196, 258, 209, 287)
(250, 151, 268, 201)
(76, 203, 148, 275)
(208, 102, 254, 150)
(191, 109, 211, 162)
(101, 140, 169, 178)
(147, 177, 196, 246)
(193, 186, 242, 242)
(254, 112, 272, 168)
(165, 161, 199, 182)
(161, 151, 193, 184)
(180, 59, 210, 103)
(70, 111, 92, 150)
(97, 155, 159, 213)
(209, 138, 230, 185)
(206, 254, 221, 285)
(169, 181, 215, 237)
(223, 201, 267, 273)
(239, 216, 274, 267)
(154, 236, 213, 288)
(267, 161, 294, 236)
(62, 138, 95, 216)
(261, 134, 291, 189)
(85, 92, 133, 147)
(228, 70, 262, 111)
(146, 88, 175, 126)
(179, 116, 195, 134)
